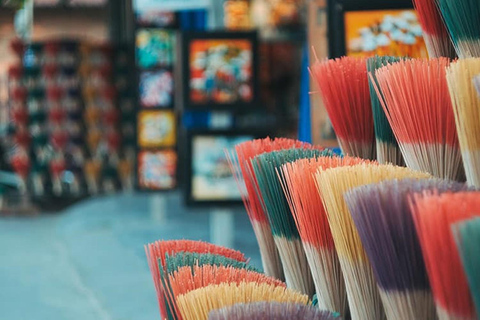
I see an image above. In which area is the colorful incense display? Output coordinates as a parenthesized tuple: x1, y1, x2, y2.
(252, 148, 333, 295)
(226, 137, 312, 280)
(453, 218, 480, 316)
(436, 0, 480, 58)
(176, 282, 309, 320)
(310, 56, 375, 160)
(446, 58, 480, 187)
(345, 179, 468, 320)
(412, 192, 479, 320)
(280, 156, 371, 316)
(412, 0, 456, 58)
(315, 164, 430, 320)
(144, 240, 247, 319)
(374, 58, 464, 181)
(208, 302, 341, 320)
(366, 56, 404, 166)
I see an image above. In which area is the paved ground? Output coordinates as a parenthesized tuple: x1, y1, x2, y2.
(0, 192, 261, 320)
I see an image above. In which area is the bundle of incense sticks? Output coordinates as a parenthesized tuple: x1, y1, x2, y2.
(412, 0, 456, 58)
(167, 265, 285, 299)
(226, 137, 315, 279)
(374, 58, 465, 181)
(315, 163, 430, 320)
(411, 192, 479, 320)
(345, 178, 468, 320)
(208, 302, 341, 320)
(280, 156, 372, 316)
(454, 218, 480, 315)
(310, 56, 376, 160)
(144, 240, 247, 319)
(366, 56, 404, 166)
(436, 0, 480, 58)
(446, 58, 480, 187)
(252, 148, 333, 295)
(161, 252, 257, 320)
(176, 282, 309, 320)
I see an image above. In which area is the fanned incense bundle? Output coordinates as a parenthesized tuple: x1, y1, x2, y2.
(252, 148, 333, 295)
(176, 282, 309, 320)
(374, 58, 464, 181)
(446, 59, 480, 187)
(310, 56, 376, 160)
(145, 240, 247, 319)
(436, 0, 480, 58)
(168, 265, 285, 299)
(226, 137, 313, 279)
(208, 302, 341, 320)
(411, 192, 479, 320)
(454, 218, 480, 315)
(161, 252, 257, 320)
(366, 56, 404, 165)
(280, 156, 372, 316)
(345, 179, 468, 320)
(412, 0, 456, 58)
(315, 164, 430, 320)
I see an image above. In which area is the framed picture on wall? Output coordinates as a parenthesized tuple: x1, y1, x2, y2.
(185, 130, 262, 206)
(137, 110, 176, 148)
(327, 0, 425, 58)
(136, 29, 176, 68)
(137, 149, 177, 190)
(139, 69, 174, 108)
(344, 9, 427, 58)
(180, 31, 259, 111)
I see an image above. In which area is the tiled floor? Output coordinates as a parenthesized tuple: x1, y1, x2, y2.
(0, 192, 261, 320)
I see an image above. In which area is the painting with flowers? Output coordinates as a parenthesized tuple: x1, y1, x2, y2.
(345, 10, 428, 58)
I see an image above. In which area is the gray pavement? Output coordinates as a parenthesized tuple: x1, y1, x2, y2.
(0, 192, 261, 320)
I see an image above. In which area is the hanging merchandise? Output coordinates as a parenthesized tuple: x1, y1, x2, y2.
(5, 39, 135, 198)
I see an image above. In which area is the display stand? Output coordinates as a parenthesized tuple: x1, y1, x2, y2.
(150, 193, 167, 223)
(210, 208, 234, 248)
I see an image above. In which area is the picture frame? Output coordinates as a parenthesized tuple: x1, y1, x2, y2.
(136, 28, 176, 69)
(184, 129, 265, 206)
(137, 110, 176, 148)
(327, 0, 422, 57)
(139, 68, 174, 108)
(180, 31, 259, 111)
(137, 149, 177, 190)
